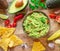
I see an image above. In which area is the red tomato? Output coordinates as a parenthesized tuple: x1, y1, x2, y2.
(49, 14, 56, 19)
(14, 14, 24, 23)
(4, 19, 10, 26)
(55, 16, 60, 23)
(7, 22, 17, 28)
(41, 0, 45, 2)
(7, 24, 13, 28)
(12, 22, 17, 27)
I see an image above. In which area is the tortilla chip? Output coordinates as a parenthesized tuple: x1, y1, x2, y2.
(9, 35, 23, 47)
(0, 27, 6, 36)
(32, 42, 45, 51)
(0, 26, 15, 38)
(0, 38, 10, 51)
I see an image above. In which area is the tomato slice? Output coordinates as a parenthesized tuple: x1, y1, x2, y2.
(7, 24, 13, 28)
(4, 19, 10, 26)
(41, 0, 45, 2)
(49, 14, 56, 19)
(55, 16, 60, 23)
(12, 22, 17, 27)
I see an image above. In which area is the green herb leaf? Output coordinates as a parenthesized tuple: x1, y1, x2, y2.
(34, 0, 40, 9)
(30, 0, 47, 10)
(29, 4, 35, 10)
(40, 17, 46, 23)
(31, 0, 35, 3)
(36, 0, 40, 3)
(35, 3, 39, 9)
(39, 2, 47, 9)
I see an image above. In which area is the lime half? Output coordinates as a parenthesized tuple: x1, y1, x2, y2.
(0, 14, 9, 19)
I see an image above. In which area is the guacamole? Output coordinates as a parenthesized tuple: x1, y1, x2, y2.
(23, 12, 49, 38)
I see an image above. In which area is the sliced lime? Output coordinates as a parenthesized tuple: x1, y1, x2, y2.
(0, 14, 8, 19)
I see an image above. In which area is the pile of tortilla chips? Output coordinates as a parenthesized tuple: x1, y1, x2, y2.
(0, 26, 23, 51)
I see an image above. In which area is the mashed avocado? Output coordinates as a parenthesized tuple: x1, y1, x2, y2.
(23, 12, 49, 38)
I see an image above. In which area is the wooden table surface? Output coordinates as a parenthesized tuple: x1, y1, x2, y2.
(0, 1, 60, 51)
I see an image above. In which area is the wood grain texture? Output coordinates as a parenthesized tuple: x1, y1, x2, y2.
(0, 1, 60, 51)
(0, 0, 8, 9)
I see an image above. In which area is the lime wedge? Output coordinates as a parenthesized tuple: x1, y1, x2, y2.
(0, 14, 8, 19)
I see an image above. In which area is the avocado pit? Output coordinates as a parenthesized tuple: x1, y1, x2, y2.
(15, 0, 24, 8)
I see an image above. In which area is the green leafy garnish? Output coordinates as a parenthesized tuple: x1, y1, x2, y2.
(29, 0, 46, 10)
(39, 2, 47, 9)
(29, 4, 35, 10)
(31, 0, 35, 3)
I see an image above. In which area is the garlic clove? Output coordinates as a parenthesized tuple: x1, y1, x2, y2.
(55, 39, 60, 44)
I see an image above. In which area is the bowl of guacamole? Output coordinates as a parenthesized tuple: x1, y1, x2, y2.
(23, 11, 50, 39)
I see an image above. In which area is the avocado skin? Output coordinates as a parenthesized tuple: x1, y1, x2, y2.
(46, 0, 60, 9)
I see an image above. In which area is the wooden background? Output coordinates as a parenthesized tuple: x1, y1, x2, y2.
(0, 0, 60, 51)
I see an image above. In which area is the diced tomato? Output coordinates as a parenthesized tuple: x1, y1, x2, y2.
(55, 16, 60, 23)
(4, 14, 24, 28)
(4, 19, 10, 26)
(12, 22, 17, 27)
(49, 14, 56, 19)
(41, 0, 45, 2)
(7, 24, 13, 28)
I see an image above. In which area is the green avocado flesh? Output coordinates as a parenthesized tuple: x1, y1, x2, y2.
(8, 0, 28, 13)
(23, 12, 49, 38)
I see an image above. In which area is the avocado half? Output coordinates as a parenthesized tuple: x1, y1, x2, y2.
(8, 0, 28, 13)
(46, 0, 60, 9)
